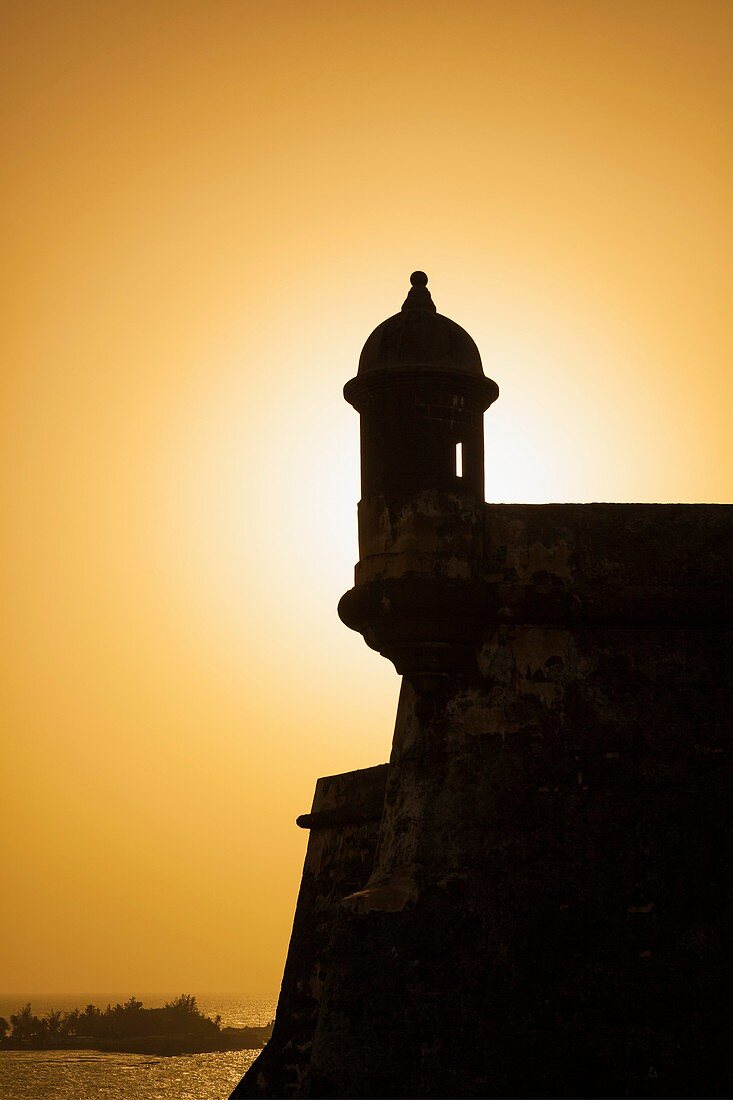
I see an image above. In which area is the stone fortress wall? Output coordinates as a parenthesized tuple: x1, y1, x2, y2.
(232, 276, 731, 1099)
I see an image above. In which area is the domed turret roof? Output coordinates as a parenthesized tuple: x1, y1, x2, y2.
(357, 272, 484, 377)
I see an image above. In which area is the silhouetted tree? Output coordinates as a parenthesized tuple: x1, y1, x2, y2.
(165, 993, 199, 1016)
(77, 1003, 103, 1038)
(9, 1004, 40, 1042)
(2, 994, 227, 1048)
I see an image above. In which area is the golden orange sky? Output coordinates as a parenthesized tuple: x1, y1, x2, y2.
(2, 0, 732, 994)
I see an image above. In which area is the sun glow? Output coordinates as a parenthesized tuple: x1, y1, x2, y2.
(2, 0, 732, 995)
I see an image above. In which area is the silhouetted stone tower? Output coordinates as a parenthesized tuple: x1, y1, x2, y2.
(344, 271, 497, 501)
(232, 272, 732, 1100)
(339, 272, 499, 683)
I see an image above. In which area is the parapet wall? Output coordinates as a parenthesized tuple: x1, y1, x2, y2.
(232, 765, 388, 1099)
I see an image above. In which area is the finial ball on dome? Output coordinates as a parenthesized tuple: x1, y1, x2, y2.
(410, 271, 428, 287)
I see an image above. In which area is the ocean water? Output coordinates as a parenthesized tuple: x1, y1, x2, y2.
(0, 994, 277, 1100)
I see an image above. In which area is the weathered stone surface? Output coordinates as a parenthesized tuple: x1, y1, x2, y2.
(234, 504, 732, 1099)
(230, 766, 388, 1099)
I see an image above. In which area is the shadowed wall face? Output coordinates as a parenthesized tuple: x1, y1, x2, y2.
(357, 378, 486, 499)
(235, 503, 732, 1099)
(301, 618, 731, 1100)
(233, 766, 389, 1100)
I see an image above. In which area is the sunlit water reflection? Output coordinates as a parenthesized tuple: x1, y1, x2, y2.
(0, 995, 274, 1100)
(0, 1049, 258, 1099)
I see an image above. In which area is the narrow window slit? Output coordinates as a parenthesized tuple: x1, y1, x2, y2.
(455, 442, 463, 478)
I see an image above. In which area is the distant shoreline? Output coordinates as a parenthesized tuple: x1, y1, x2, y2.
(0, 994, 273, 1056)
(1, 1028, 271, 1056)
